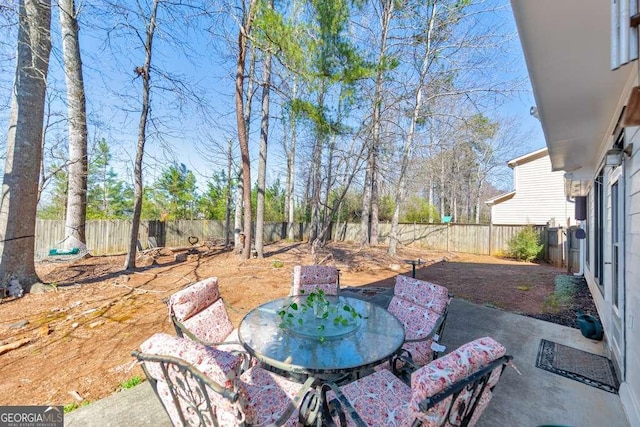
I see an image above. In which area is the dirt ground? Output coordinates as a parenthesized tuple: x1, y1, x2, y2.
(0, 241, 594, 407)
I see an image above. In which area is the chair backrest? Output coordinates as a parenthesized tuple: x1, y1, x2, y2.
(168, 277, 234, 344)
(394, 275, 450, 315)
(408, 337, 512, 427)
(133, 333, 247, 426)
(387, 296, 444, 365)
(291, 265, 340, 296)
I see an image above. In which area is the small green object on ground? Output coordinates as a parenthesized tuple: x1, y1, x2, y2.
(49, 247, 80, 256)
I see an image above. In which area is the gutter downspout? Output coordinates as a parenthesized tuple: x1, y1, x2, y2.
(574, 220, 585, 276)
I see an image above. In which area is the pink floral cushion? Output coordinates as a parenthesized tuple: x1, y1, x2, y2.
(213, 328, 245, 354)
(181, 298, 235, 344)
(408, 337, 506, 426)
(138, 333, 244, 426)
(395, 275, 450, 314)
(388, 296, 442, 365)
(169, 277, 220, 321)
(300, 283, 339, 296)
(291, 265, 339, 296)
(140, 333, 241, 385)
(220, 366, 303, 426)
(334, 369, 412, 427)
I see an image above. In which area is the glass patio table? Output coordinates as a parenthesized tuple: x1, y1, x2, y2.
(238, 295, 404, 426)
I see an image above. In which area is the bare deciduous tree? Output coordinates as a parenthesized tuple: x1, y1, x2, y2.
(59, 0, 89, 250)
(124, 0, 159, 270)
(361, 0, 394, 248)
(0, 0, 52, 292)
(234, 0, 258, 260)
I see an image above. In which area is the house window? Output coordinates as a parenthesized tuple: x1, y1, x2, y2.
(594, 168, 604, 295)
(612, 0, 639, 69)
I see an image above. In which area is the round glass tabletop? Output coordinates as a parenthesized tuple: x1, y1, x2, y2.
(238, 296, 405, 375)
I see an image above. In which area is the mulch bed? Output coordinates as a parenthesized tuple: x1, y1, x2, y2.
(525, 277, 600, 328)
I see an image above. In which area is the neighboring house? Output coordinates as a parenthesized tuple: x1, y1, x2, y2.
(485, 148, 575, 226)
(511, 0, 639, 424)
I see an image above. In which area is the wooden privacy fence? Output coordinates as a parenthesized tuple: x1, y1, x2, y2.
(334, 222, 550, 257)
(34, 219, 303, 259)
(35, 220, 570, 267)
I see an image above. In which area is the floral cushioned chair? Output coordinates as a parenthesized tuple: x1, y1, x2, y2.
(386, 296, 445, 367)
(168, 277, 243, 353)
(328, 337, 512, 427)
(290, 265, 340, 296)
(392, 275, 453, 362)
(133, 333, 314, 426)
(394, 275, 451, 316)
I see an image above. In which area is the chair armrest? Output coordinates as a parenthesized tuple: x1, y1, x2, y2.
(131, 350, 238, 401)
(417, 355, 513, 412)
(388, 349, 421, 384)
(323, 382, 368, 427)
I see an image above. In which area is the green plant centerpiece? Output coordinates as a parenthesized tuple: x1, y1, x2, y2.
(277, 290, 364, 343)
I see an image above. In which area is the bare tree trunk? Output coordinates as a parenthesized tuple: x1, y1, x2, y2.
(370, 155, 379, 245)
(244, 44, 257, 135)
(225, 139, 233, 247)
(233, 7, 256, 254)
(285, 81, 297, 241)
(321, 94, 345, 245)
(370, 0, 394, 246)
(360, 166, 371, 247)
(389, 1, 437, 256)
(255, 37, 272, 258)
(428, 179, 433, 210)
(439, 156, 445, 217)
(59, 0, 88, 250)
(235, 0, 257, 260)
(234, 172, 243, 252)
(475, 178, 483, 224)
(0, 0, 51, 292)
(451, 187, 457, 222)
(303, 164, 311, 231)
(362, 0, 393, 248)
(124, 0, 159, 270)
(310, 136, 321, 243)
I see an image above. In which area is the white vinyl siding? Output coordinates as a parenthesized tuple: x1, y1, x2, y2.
(622, 126, 640, 424)
(491, 154, 575, 225)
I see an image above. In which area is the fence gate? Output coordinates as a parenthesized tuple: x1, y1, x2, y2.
(148, 220, 165, 248)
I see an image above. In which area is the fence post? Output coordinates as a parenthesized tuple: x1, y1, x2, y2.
(488, 222, 493, 256)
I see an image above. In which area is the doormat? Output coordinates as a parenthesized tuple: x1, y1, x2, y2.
(535, 339, 619, 394)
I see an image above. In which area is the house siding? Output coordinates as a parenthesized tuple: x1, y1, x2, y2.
(584, 125, 640, 427)
(491, 154, 575, 225)
(622, 127, 640, 426)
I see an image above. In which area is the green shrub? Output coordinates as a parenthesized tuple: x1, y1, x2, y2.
(542, 275, 580, 313)
(507, 226, 543, 261)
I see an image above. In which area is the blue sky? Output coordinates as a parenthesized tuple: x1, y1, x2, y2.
(0, 0, 546, 197)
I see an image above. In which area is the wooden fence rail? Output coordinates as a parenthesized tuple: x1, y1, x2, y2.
(35, 220, 572, 269)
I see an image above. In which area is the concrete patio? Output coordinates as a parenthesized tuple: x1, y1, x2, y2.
(65, 297, 629, 426)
